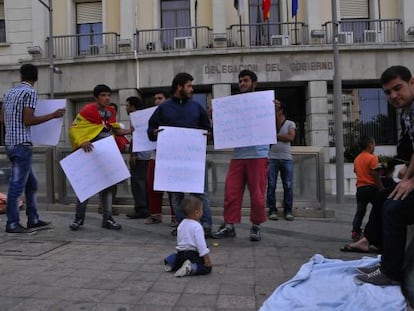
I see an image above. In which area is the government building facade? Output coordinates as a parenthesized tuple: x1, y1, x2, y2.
(0, 0, 413, 203)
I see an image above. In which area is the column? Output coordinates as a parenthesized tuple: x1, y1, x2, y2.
(212, 0, 227, 47)
(305, 81, 329, 148)
(212, 84, 231, 98)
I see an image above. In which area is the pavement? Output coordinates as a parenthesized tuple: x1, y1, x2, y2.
(0, 196, 410, 311)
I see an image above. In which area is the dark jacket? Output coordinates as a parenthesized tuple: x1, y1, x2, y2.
(147, 97, 211, 141)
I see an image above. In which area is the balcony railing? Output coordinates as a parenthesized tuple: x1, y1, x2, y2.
(47, 19, 404, 60)
(322, 19, 403, 44)
(134, 26, 213, 52)
(49, 32, 121, 59)
(227, 22, 309, 47)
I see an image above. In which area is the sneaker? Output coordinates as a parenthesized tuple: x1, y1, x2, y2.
(164, 263, 172, 272)
(355, 268, 400, 286)
(285, 213, 294, 221)
(102, 218, 122, 230)
(356, 265, 380, 274)
(69, 218, 84, 231)
(174, 259, 192, 277)
(211, 223, 236, 239)
(5, 224, 35, 234)
(27, 220, 51, 230)
(268, 211, 279, 221)
(352, 231, 361, 242)
(250, 224, 261, 242)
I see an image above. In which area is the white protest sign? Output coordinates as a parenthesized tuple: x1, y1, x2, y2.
(212, 90, 276, 149)
(31, 99, 66, 146)
(60, 136, 130, 202)
(130, 106, 157, 152)
(154, 126, 207, 193)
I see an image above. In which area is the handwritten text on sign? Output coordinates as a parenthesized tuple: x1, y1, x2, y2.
(60, 136, 130, 202)
(130, 106, 157, 152)
(212, 90, 276, 150)
(154, 126, 207, 193)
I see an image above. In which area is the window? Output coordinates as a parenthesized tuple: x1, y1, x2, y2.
(76, 2, 102, 55)
(328, 88, 397, 148)
(0, 1, 6, 43)
(161, 0, 190, 49)
(248, 0, 280, 46)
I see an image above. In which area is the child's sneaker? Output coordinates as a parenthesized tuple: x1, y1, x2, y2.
(174, 260, 192, 277)
(164, 263, 172, 272)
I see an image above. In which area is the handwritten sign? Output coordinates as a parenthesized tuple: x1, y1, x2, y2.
(60, 136, 130, 202)
(154, 126, 207, 193)
(31, 99, 66, 146)
(130, 106, 157, 152)
(212, 90, 276, 149)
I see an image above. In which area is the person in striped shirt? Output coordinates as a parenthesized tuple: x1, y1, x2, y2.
(1, 63, 65, 234)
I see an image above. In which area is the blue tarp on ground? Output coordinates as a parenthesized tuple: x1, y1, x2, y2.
(260, 254, 407, 311)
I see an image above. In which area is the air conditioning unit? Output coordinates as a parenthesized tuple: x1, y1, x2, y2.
(337, 32, 354, 44)
(364, 30, 383, 43)
(89, 44, 107, 55)
(146, 42, 156, 51)
(271, 35, 290, 46)
(174, 36, 193, 49)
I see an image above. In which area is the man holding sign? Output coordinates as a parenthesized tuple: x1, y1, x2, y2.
(212, 70, 269, 242)
(1, 64, 66, 233)
(68, 84, 131, 231)
(147, 72, 212, 236)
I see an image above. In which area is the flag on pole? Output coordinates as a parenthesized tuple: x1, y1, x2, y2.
(234, 0, 247, 16)
(292, 0, 298, 17)
(262, 0, 271, 22)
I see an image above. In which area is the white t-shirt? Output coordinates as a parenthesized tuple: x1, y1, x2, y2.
(176, 219, 210, 257)
(268, 119, 296, 160)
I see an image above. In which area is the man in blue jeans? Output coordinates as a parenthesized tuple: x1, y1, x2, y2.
(147, 72, 212, 237)
(356, 66, 414, 285)
(1, 64, 66, 234)
(267, 99, 296, 221)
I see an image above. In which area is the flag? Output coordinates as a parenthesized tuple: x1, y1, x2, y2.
(292, 0, 298, 17)
(234, 0, 246, 16)
(262, 0, 271, 22)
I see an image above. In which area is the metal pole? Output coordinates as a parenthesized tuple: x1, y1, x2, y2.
(332, 0, 344, 203)
(48, 0, 54, 99)
(37, 0, 54, 99)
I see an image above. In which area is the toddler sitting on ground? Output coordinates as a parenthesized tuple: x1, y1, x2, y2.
(164, 195, 212, 277)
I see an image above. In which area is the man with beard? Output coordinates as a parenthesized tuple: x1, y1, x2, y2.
(147, 72, 213, 237)
(356, 65, 414, 286)
(212, 70, 269, 242)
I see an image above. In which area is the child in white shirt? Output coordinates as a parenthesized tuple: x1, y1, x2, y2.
(164, 195, 212, 277)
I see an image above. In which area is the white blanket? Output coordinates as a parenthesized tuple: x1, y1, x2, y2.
(260, 254, 407, 311)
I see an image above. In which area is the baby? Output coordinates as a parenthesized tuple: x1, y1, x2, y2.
(164, 195, 212, 277)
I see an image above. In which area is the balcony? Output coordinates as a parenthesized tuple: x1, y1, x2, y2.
(227, 22, 309, 47)
(48, 32, 121, 59)
(322, 19, 403, 44)
(134, 26, 213, 52)
(46, 19, 405, 60)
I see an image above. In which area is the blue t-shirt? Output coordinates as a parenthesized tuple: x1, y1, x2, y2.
(233, 145, 269, 159)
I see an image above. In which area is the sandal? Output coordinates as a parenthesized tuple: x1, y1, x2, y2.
(144, 216, 162, 224)
(340, 243, 379, 254)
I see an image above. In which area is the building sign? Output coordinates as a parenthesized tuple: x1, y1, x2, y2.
(204, 61, 333, 74)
